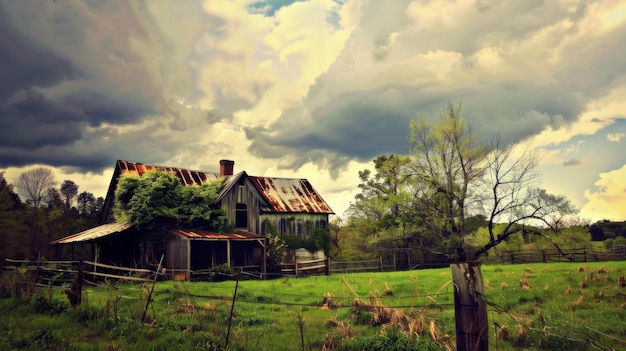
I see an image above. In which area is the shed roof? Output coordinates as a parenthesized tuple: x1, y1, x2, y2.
(171, 229, 265, 240)
(51, 222, 133, 244)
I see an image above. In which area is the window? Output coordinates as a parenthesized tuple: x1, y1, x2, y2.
(236, 203, 248, 228)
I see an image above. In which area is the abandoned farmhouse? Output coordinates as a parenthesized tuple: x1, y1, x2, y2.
(52, 160, 334, 279)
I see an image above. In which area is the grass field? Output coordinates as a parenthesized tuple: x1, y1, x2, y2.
(1, 261, 625, 350)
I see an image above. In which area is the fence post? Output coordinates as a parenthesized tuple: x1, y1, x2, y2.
(141, 254, 164, 325)
(226, 268, 242, 348)
(294, 261, 299, 277)
(542, 250, 546, 263)
(451, 261, 488, 351)
(510, 251, 515, 264)
(326, 257, 331, 276)
(379, 256, 383, 272)
(66, 261, 84, 307)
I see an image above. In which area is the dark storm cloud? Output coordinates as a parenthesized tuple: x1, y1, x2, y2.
(0, 7, 85, 151)
(0, 9, 80, 101)
(0, 1, 182, 172)
(246, 88, 445, 168)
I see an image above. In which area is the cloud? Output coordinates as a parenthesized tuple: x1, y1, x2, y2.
(607, 133, 625, 142)
(2, 0, 626, 222)
(563, 158, 581, 167)
(245, 0, 626, 174)
(581, 165, 626, 221)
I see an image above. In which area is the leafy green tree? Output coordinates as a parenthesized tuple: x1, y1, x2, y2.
(0, 172, 30, 260)
(346, 155, 417, 251)
(77, 191, 95, 215)
(60, 180, 79, 212)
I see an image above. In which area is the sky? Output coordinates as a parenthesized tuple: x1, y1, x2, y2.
(1, 0, 626, 223)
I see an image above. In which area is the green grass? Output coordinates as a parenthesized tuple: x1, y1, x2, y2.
(1, 261, 625, 350)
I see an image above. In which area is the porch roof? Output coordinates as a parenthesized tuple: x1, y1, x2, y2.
(51, 222, 133, 244)
(171, 229, 265, 241)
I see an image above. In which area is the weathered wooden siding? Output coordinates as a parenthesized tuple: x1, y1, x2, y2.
(218, 177, 329, 238)
(218, 177, 267, 233)
(259, 213, 329, 238)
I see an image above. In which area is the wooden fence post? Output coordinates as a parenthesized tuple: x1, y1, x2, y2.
(451, 261, 488, 351)
(379, 256, 383, 272)
(226, 268, 242, 348)
(141, 254, 164, 325)
(66, 261, 83, 307)
(326, 257, 331, 276)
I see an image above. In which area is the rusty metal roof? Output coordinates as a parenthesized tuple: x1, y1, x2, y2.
(248, 176, 334, 214)
(110, 160, 333, 215)
(51, 222, 133, 244)
(171, 229, 265, 240)
(117, 160, 220, 186)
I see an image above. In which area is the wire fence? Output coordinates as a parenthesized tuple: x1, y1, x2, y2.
(2, 258, 625, 350)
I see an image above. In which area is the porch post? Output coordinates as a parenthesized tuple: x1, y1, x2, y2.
(262, 238, 267, 277)
(226, 239, 231, 267)
(186, 239, 191, 281)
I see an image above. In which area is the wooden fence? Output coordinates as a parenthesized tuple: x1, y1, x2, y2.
(329, 256, 396, 274)
(1, 259, 153, 287)
(280, 257, 329, 277)
(498, 248, 626, 264)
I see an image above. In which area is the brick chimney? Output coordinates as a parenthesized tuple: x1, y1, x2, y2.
(219, 160, 234, 177)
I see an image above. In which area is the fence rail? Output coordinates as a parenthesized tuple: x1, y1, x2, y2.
(330, 256, 396, 274)
(498, 248, 626, 264)
(281, 257, 329, 277)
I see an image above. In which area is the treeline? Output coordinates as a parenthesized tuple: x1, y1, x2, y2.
(0, 169, 103, 261)
(590, 220, 626, 241)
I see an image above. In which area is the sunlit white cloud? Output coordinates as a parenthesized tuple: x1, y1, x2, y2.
(581, 165, 626, 221)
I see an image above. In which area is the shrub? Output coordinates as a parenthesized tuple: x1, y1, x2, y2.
(209, 264, 236, 282)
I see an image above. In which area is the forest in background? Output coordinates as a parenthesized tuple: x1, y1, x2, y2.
(0, 170, 102, 261)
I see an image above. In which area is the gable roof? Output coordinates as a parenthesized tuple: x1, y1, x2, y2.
(248, 176, 334, 214)
(100, 160, 333, 223)
(116, 160, 220, 185)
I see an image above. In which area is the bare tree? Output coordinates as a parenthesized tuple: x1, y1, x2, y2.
(408, 101, 490, 256)
(18, 167, 56, 209)
(471, 136, 577, 259)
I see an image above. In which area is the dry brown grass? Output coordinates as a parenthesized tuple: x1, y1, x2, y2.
(565, 295, 584, 310)
(519, 278, 531, 290)
(340, 276, 451, 349)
